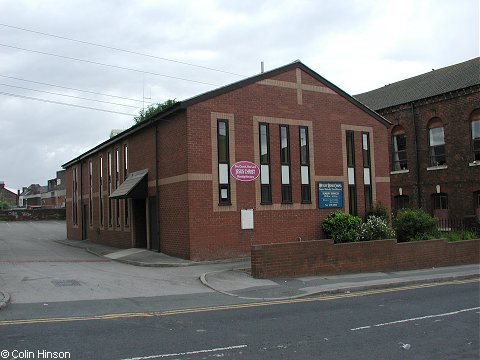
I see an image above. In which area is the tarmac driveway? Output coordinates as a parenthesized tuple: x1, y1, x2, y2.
(0, 221, 226, 304)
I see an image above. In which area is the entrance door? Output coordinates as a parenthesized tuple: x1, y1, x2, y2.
(149, 196, 159, 251)
(132, 199, 147, 248)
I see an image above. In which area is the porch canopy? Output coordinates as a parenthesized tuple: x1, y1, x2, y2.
(110, 169, 148, 199)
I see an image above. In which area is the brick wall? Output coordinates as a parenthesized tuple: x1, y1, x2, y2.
(251, 238, 480, 278)
(184, 68, 391, 260)
(0, 208, 66, 221)
(384, 87, 480, 217)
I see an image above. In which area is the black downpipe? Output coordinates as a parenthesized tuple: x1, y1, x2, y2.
(155, 123, 161, 252)
(80, 159, 84, 239)
(410, 102, 422, 208)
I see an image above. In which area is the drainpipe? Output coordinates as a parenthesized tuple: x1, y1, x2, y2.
(80, 159, 84, 239)
(410, 102, 422, 208)
(155, 123, 161, 252)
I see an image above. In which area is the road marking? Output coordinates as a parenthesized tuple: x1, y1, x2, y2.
(119, 345, 247, 360)
(0, 259, 110, 263)
(0, 278, 477, 327)
(350, 306, 480, 331)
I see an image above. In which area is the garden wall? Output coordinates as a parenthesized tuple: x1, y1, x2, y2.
(0, 209, 66, 221)
(251, 238, 480, 278)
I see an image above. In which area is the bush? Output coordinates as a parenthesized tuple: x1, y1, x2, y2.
(443, 230, 478, 242)
(322, 211, 362, 243)
(359, 215, 396, 241)
(0, 200, 9, 210)
(393, 208, 440, 242)
(365, 203, 389, 222)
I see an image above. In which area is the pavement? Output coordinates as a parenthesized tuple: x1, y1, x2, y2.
(0, 238, 478, 310)
(54, 239, 480, 301)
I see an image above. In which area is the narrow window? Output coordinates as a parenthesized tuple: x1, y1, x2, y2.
(299, 126, 311, 203)
(99, 156, 104, 227)
(217, 120, 230, 205)
(108, 152, 112, 227)
(362, 132, 372, 211)
(428, 119, 446, 166)
(280, 125, 292, 203)
(115, 148, 120, 227)
(123, 144, 129, 226)
(72, 167, 78, 225)
(471, 119, 480, 161)
(88, 160, 93, 226)
(123, 144, 128, 179)
(392, 126, 407, 170)
(346, 131, 357, 215)
(259, 123, 272, 204)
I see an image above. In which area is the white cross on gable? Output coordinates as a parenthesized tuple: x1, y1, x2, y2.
(258, 68, 336, 105)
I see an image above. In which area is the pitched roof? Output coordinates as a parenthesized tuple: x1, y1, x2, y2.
(354, 57, 480, 111)
(63, 61, 389, 168)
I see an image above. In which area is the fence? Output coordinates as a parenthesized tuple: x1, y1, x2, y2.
(437, 216, 480, 233)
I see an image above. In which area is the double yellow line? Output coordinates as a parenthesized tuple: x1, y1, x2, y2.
(1, 278, 478, 327)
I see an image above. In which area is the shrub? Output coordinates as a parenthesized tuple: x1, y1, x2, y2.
(322, 211, 362, 243)
(393, 208, 440, 242)
(443, 230, 478, 242)
(359, 215, 396, 241)
(0, 200, 9, 210)
(365, 203, 389, 222)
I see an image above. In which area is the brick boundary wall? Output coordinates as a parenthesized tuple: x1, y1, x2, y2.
(0, 209, 66, 221)
(251, 239, 480, 278)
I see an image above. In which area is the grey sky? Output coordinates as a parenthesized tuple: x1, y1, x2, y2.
(0, 0, 478, 191)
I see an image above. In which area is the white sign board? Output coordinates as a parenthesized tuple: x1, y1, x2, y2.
(241, 209, 254, 230)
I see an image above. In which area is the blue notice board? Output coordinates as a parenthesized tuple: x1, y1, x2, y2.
(318, 182, 344, 209)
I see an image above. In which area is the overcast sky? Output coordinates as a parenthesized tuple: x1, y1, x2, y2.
(0, 0, 478, 192)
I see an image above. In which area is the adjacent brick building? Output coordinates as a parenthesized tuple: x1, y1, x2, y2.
(41, 170, 66, 208)
(0, 181, 18, 208)
(63, 61, 392, 260)
(355, 57, 480, 220)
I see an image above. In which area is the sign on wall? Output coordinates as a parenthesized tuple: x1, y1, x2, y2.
(318, 182, 344, 209)
(230, 161, 260, 182)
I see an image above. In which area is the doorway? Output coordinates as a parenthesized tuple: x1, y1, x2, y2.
(132, 199, 147, 248)
(149, 196, 159, 251)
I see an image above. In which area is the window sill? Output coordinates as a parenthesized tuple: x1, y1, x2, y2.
(469, 161, 480, 167)
(390, 169, 409, 175)
(427, 165, 448, 171)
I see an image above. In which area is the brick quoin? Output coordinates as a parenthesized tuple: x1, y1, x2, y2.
(63, 62, 392, 261)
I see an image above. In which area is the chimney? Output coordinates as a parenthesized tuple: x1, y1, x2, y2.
(0, 181, 4, 189)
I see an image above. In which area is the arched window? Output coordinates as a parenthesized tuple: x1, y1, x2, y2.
(470, 109, 480, 162)
(432, 192, 448, 210)
(394, 195, 409, 213)
(474, 191, 480, 218)
(428, 118, 446, 167)
(391, 126, 407, 170)
(432, 192, 449, 224)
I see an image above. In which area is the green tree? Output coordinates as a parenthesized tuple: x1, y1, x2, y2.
(134, 99, 177, 124)
(0, 199, 10, 210)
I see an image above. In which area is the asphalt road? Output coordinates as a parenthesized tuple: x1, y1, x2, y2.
(1, 281, 478, 360)
(0, 221, 237, 306)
